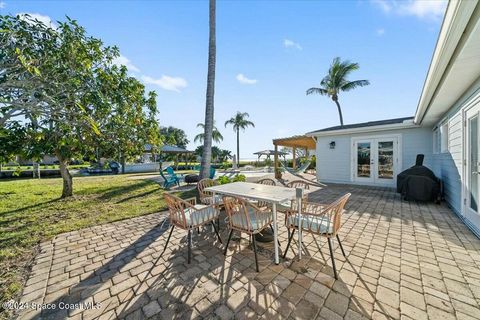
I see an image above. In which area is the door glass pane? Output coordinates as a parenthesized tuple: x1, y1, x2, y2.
(469, 115, 478, 212)
(357, 142, 371, 178)
(378, 141, 394, 179)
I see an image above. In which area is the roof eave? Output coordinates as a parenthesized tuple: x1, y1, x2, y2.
(306, 122, 419, 137)
(414, 0, 477, 125)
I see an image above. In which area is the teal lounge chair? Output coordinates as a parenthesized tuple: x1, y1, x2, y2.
(281, 160, 312, 175)
(192, 165, 216, 179)
(160, 166, 183, 189)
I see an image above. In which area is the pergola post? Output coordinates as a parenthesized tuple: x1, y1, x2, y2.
(292, 147, 296, 169)
(274, 144, 280, 179)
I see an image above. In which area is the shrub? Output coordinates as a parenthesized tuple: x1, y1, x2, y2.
(232, 174, 246, 182)
(218, 176, 231, 185)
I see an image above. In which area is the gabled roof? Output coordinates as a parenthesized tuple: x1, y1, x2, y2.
(306, 117, 414, 135)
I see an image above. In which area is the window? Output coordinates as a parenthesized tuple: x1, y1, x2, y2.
(433, 128, 440, 154)
(440, 121, 449, 153)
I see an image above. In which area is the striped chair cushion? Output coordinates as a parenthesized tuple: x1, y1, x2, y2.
(231, 208, 273, 231)
(184, 206, 219, 226)
(287, 214, 333, 234)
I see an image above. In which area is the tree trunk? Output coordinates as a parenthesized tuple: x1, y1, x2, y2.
(200, 0, 216, 179)
(236, 128, 240, 166)
(56, 151, 73, 198)
(332, 96, 344, 126)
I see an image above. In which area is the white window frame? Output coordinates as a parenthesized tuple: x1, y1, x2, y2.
(433, 128, 440, 154)
(440, 121, 449, 153)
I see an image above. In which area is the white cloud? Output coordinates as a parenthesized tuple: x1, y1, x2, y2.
(371, 0, 392, 13)
(370, 0, 447, 20)
(141, 75, 187, 92)
(112, 55, 140, 73)
(0, 2, 6, 9)
(376, 28, 386, 36)
(236, 73, 257, 85)
(17, 13, 57, 28)
(399, 0, 447, 19)
(283, 39, 302, 50)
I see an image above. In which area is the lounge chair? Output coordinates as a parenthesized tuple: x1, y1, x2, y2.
(163, 193, 222, 263)
(160, 168, 181, 189)
(283, 193, 351, 279)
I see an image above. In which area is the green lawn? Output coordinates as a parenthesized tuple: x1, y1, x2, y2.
(0, 174, 194, 315)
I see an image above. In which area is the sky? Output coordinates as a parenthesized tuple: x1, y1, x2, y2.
(0, 0, 447, 160)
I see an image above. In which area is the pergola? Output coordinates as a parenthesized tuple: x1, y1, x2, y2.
(272, 135, 316, 178)
(253, 149, 287, 162)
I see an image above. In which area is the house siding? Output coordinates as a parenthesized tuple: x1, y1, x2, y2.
(432, 80, 480, 219)
(315, 127, 433, 185)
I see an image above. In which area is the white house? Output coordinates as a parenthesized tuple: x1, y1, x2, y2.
(287, 0, 480, 237)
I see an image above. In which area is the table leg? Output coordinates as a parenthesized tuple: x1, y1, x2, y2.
(297, 196, 302, 260)
(272, 202, 279, 264)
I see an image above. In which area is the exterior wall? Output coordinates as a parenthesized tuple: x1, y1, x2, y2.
(315, 127, 433, 185)
(431, 79, 480, 238)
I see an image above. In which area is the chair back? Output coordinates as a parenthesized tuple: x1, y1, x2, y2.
(166, 166, 177, 177)
(197, 178, 218, 204)
(256, 178, 276, 186)
(303, 193, 351, 235)
(223, 196, 270, 233)
(256, 178, 276, 208)
(287, 180, 310, 190)
(163, 193, 191, 229)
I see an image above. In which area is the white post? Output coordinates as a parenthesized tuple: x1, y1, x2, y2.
(272, 202, 279, 264)
(296, 188, 303, 260)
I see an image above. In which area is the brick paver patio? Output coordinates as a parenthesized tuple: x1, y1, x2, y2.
(17, 184, 480, 319)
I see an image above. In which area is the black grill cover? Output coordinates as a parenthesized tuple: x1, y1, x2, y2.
(397, 155, 441, 202)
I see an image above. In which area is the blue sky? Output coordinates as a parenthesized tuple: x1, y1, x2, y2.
(1, 0, 447, 160)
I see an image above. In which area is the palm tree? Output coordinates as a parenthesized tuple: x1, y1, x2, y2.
(194, 122, 223, 144)
(225, 111, 255, 163)
(306, 57, 370, 126)
(200, 0, 216, 179)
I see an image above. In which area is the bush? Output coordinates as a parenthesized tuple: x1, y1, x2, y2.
(232, 174, 246, 182)
(217, 176, 231, 185)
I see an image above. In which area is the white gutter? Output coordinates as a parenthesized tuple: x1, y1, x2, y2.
(306, 121, 418, 137)
(414, 0, 477, 124)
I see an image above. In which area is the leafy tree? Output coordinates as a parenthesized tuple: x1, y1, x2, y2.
(159, 126, 189, 149)
(194, 122, 223, 144)
(306, 57, 369, 126)
(0, 121, 26, 172)
(224, 111, 254, 163)
(0, 15, 159, 197)
(200, 0, 216, 179)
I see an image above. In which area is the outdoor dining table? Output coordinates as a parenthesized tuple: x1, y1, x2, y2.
(205, 181, 305, 264)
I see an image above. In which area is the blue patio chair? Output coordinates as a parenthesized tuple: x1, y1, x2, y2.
(160, 168, 181, 189)
(166, 166, 184, 182)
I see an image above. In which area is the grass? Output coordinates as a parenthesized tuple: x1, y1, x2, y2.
(0, 174, 194, 316)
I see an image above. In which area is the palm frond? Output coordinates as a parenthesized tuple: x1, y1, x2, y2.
(340, 79, 370, 92)
(306, 87, 328, 96)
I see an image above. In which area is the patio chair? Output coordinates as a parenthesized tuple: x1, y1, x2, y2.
(166, 166, 184, 182)
(283, 193, 351, 280)
(163, 193, 222, 264)
(255, 178, 276, 209)
(160, 169, 180, 189)
(222, 196, 276, 272)
(197, 178, 223, 206)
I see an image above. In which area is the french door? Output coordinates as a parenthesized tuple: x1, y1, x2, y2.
(353, 137, 399, 186)
(465, 104, 480, 228)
